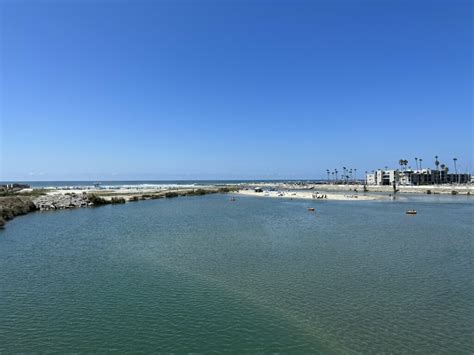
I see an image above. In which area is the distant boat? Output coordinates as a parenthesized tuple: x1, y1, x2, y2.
(406, 210, 417, 215)
(308, 207, 315, 212)
(229, 197, 236, 202)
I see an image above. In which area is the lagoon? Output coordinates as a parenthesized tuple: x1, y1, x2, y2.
(0, 194, 472, 353)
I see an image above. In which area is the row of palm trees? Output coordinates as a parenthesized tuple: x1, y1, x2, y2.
(326, 157, 463, 185)
(326, 167, 358, 184)
(400, 156, 458, 173)
(412, 156, 458, 174)
(398, 156, 461, 184)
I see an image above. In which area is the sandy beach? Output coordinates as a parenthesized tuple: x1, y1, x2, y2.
(235, 189, 382, 201)
(238, 182, 474, 195)
(306, 183, 474, 195)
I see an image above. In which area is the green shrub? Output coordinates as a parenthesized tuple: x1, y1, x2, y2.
(88, 194, 109, 205)
(110, 197, 126, 204)
(165, 191, 179, 198)
(0, 196, 36, 227)
(88, 194, 126, 205)
(218, 186, 239, 193)
(451, 190, 458, 195)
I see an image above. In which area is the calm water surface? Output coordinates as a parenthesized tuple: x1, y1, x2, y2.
(1, 195, 473, 353)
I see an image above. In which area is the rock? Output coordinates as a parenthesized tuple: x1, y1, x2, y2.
(33, 193, 92, 211)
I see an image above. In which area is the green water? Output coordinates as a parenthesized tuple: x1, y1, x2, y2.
(1, 195, 473, 353)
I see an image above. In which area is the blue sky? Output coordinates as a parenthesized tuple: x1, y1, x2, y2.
(1, 0, 472, 181)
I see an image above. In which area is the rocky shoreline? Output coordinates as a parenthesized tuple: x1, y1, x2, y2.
(0, 186, 238, 228)
(34, 193, 93, 211)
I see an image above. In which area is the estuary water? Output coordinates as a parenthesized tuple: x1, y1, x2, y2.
(0, 195, 472, 353)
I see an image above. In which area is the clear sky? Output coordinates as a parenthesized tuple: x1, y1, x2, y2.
(1, 0, 472, 181)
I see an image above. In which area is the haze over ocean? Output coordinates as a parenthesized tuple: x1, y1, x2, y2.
(1, 0, 472, 181)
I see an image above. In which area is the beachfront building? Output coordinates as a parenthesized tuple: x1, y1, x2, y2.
(366, 168, 471, 186)
(366, 173, 377, 185)
(366, 170, 400, 186)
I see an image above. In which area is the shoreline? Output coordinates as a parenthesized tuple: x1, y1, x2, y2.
(0, 186, 237, 228)
(1, 181, 472, 228)
(239, 183, 474, 195)
(235, 189, 382, 201)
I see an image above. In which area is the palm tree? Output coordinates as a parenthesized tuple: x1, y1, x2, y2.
(400, 159, 408, 171)
(398, 160, 408, 184)
(440, 164, 446, 184)
(334, 169, 338, 182)
(399, 159, 404, 171)
(419, 158, 424, 184)
(434, 156, 440, 184)
(326, 169, 330, 184)
(453, 158, 458, 184)
(415, 157, 418, 170)
(342, 167, 346, 184)
(354, 168, 357, 183)
(331, 171, 334, 183)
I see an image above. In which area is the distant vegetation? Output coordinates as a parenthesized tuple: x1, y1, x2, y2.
(218, 186, 238, 193)
(187, 189, 207, 196)
(88, 194, 126, 205)
(0, 196, 36, 228)
(87, 194, 109, 205)
(110, 197, 126, 204)
(165, 187, 238, 198)
(128, 187, 239, 201)
(165, 191, 179, 198)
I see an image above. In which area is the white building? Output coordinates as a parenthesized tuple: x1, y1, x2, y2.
(366, 170, 399, 186)
(366, 168, 471, 186)
(366, 173, 377, 185)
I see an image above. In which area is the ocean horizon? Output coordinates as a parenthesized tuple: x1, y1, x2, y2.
(1, 179, 329, 188)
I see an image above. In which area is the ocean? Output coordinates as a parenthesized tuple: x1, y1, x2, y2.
(1, 180, 323, 188)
